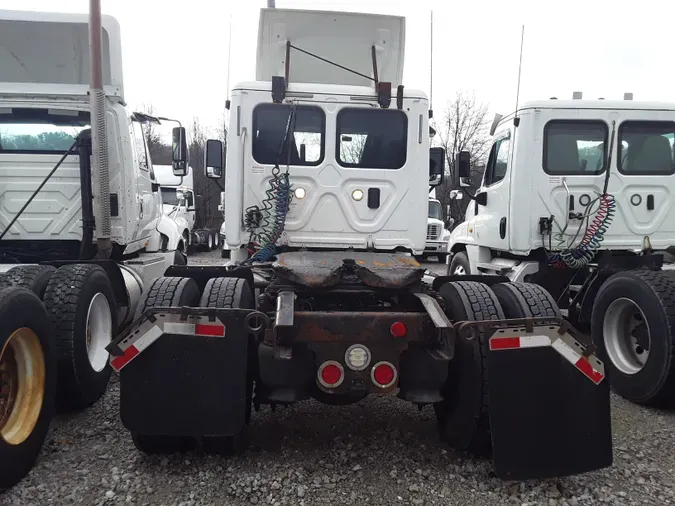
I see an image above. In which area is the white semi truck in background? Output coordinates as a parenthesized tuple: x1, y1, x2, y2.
(447, 92, 675, 410)
(154, 165, 222, 253)
(108, 6, 612, 484)
(0, 9, 186, 490)
(423, 189, 451, 262)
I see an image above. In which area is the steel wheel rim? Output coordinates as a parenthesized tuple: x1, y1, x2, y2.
(453, 265, 467, 275)
(603, 297, 650, 375)
(1, 328, 45, 446)
(86, 293, 113, 372)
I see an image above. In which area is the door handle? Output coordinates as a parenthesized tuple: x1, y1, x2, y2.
(499, 217, 506, 239)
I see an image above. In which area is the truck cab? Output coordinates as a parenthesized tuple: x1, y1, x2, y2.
(154, 164, 196, 252)
(423, 198, 451, 262)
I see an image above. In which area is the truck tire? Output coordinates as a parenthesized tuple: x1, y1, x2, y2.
(135, 276, 201, 321)
(199, 277, 254, 455)
(492, 282, 561, 319)
(448, 251, 470, 276)
(0, 265, 56, 300)
(131, 276, 201, 454)
(434, 281, 505, 455)
(43, 264, 118, 411)
(591, 270, 675, 408)
(0, 286, 56, 491)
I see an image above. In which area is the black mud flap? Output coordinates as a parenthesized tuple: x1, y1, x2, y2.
(116, 308, 264, 438)
(482, 322, 613, 480)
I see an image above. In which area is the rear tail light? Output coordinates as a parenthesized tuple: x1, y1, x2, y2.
(317, 360, 344, 388)
(371, 361, 398, 388)
(390, 321, 407, 337)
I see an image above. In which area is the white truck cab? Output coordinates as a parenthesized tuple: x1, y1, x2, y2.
(423, 197, 451, 262)
(154, 164, 195, 252)
(206, 8, 441, 262)
(0, 7, 183, 433)
(447, 93, 675, 409)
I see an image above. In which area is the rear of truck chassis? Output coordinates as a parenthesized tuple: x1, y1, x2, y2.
(109, 251, 613, 481)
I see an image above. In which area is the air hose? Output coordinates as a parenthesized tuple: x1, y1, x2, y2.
(242, 103, 297, 264)
(547, 120, 617, 269)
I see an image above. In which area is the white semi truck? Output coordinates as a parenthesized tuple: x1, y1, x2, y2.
(108, 6, 612, 483)
(154, 164, 221, 253)
(423, 197, 451, 262)
(447, 92, 675, 409)
(0, 9, 185, 489)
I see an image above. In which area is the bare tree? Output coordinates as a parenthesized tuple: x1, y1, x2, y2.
(433, 90, 491, 224)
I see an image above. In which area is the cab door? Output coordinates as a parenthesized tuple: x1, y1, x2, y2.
(129, 120, 157, 242)
(471, 129, 513, 252)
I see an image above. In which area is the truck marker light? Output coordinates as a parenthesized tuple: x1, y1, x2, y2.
(294, 187, 306, 199)
(489, 332, 605, 385)
(352, 189, 364, 201)
(318, 360, 344, 388)
(390, 321, 406, 337)
(371, 361, 397, 388)
(345, 344, 371, 371)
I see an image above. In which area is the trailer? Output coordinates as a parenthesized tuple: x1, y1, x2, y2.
(109, 7, 612, 482)
(0, 9, 185, 489)
(447, 91, 675, 408)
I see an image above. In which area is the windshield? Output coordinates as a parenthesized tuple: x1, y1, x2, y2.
(428, 201, 442, 220)
(161, 188, 181, 207)
(0, 108, 90, 154)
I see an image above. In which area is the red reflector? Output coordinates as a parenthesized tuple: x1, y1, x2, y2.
(319, 362, 344, 387)
(372, 361, 397, 388)
(490, 336, 521, 350)
(390, 321, 406, 337)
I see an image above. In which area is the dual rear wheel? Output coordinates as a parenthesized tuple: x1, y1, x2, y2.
(434, 280, 560, 455)
(131, 276, 254, 455)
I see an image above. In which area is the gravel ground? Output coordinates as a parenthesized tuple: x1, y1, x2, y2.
(4, 252, 675, 506)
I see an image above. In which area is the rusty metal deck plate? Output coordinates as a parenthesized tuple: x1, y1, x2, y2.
(273, 251, 425, 288)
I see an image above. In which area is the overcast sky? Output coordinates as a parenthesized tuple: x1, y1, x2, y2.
(2, 0, 673, 141)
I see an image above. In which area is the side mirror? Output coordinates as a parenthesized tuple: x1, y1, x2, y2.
(171, 127, 188, 177)
(475, 191, 487, 206)
(204, 139, 224, 180)
(453, 150, 471, 188)
(429, 147, 445, 187)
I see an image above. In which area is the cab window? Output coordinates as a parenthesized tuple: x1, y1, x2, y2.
(252, 104, 325, 166)
(543, 120, 607, 175)
(619, 121, 675, 175)
(336, 108, 407, 169)
(484, 134, 511, 186)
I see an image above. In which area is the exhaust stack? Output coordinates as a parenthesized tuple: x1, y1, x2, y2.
(89, 0, 112, 258)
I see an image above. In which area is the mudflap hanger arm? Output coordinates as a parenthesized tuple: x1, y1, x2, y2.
(463, 316, 612, 480)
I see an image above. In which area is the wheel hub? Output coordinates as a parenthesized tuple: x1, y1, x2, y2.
(603, 297, 651, 375)
(0, 346, 18, 431)
(0, 328, 45, 445)
(85, 293, 113, 373)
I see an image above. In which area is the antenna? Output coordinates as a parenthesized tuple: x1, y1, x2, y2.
(429, 10, 434, 114)
(513, 25, 525, 127)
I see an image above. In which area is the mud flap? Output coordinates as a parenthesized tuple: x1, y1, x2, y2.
(483, 324, 613, 480)
(114, 308, 263, 438)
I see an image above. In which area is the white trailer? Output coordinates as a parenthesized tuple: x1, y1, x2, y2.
(110, 7, 612, 484)
(447, 92, 675, 408)
(0, 9, 184, 489)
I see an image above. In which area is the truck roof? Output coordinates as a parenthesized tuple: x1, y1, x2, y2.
(520, 99, 675, 111)
(256, 7, 405, 89)
(232, 80, 428, 101)
(0, 9, 124, 102)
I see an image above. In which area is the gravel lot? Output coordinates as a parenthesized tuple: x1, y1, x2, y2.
(4, 251, 675, 506)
